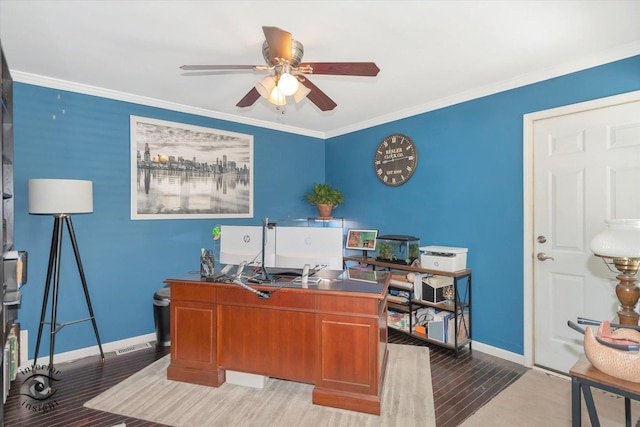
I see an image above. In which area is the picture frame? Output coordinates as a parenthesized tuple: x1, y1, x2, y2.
(345, 229, 378, 251)
(130, 116, 253, 220)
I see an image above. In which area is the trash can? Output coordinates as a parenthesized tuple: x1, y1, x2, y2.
(153, 286, 171, 346)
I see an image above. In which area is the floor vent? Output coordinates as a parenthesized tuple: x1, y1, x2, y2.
(115, 342, 152, 356)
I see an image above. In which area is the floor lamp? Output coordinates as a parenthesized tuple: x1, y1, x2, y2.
(28, 179, 104, 375)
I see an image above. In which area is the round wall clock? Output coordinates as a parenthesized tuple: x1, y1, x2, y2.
(373, 133, 418, 186)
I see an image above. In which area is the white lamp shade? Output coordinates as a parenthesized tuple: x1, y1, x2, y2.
(277, 73, 299, 96)
(28, 179, 93, 214)
(590, 219, 640, 258)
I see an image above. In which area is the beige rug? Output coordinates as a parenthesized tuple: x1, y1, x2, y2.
(461, 368, 640, 426)
(84, 343, 435, 426)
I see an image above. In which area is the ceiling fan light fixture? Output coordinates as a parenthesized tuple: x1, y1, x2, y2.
(255, 75, 277, 99)
(277, 73, 299, 96)
(293, 83, 311, 103)
(268, 86, 287, 106)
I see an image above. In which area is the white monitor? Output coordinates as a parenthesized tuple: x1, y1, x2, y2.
(274, 226, 343, 270)
(219, 225, 276, 267)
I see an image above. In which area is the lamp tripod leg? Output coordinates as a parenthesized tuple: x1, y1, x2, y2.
(33, 216, 63, 367)
(48, 218, 64, 383)
(65, 216, 104, 360)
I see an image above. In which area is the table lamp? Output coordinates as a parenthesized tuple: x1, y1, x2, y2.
(28, 179, 104, 377)
(590, 219, 640, 325)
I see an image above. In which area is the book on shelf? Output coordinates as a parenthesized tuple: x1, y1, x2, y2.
(8, 324, 19, 381)
(426, 310, 454, 343)
(387, 310, 410, 332)
(411, 273, 431, 301)
(389, 274, 413, 290)
(446, 309, 470, 344)
(388, 294, 409, 304)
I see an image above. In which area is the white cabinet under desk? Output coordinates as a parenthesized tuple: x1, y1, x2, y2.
(344, 255, 471, 357)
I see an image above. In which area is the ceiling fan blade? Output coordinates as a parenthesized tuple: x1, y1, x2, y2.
(298, 62, 380, 76)
(300, 78, 337, 111)
(236, 87, 261, 108)
(262, 26, 292, 63)
(180, 65, 258, 71)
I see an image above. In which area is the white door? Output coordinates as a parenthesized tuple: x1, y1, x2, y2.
(526, 91, 640, 374)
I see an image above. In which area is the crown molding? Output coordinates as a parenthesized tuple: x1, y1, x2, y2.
(12, 41, 640, 141)
(11, 72, 326, 139)
(325, 41, 640, 138)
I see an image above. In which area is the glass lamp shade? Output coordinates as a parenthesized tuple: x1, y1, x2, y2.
(255, 74, 309, 105)
(255, 76, 286, 106)
(277, 73, 299, 96)
(28, 179, 93, 215)
(268, 87, 287, 106)
(255, 75, 277, 99)
(590, 219, 640, 259)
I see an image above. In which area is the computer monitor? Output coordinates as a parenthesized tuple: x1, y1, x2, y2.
(345, 229, 378, 257)
(274, 226, 343, 270)
(219, 225, 276, 267)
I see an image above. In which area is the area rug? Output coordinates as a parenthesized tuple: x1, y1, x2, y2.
(84, 343, 435, 426)
(460, 368, 640, 426)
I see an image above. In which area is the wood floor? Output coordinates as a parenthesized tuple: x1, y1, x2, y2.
(3, 329, 527, 427)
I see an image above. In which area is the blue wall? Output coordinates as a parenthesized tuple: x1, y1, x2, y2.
(13, 54, 640, 358)
(14, 85, 325, 356)
(328, 55, 640, 354)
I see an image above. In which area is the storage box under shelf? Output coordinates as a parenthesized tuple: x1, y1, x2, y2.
(421, 275, 453, 304)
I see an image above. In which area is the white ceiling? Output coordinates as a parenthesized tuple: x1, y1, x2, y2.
(1, 1, 639, 138)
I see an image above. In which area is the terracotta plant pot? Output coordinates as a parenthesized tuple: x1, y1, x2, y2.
(316, 204, 335, 218)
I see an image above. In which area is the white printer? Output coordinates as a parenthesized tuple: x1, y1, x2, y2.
(420, 246, 468, 272)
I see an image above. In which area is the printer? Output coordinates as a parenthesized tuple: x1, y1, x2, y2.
(420, 246, 468, 272)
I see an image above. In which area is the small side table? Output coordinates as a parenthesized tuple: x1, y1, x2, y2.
(570, 356, 640, 427)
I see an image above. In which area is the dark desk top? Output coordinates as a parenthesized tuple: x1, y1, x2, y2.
(570, 356, 640, 396)
(165, 268, 390, 298)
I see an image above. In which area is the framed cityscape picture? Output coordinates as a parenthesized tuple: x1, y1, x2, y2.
(130, 115, 253, 219)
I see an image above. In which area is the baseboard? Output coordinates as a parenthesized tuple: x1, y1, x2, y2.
(19, 332, 157, 369)
(16, 333, 525, 371)
(471, 340, 526, 366)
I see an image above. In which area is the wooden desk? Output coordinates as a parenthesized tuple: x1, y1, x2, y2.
(570, 356, 640, 427)
(164, 270, 390, 415)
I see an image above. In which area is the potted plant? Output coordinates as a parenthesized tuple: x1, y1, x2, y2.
(303, 183, 344, 218)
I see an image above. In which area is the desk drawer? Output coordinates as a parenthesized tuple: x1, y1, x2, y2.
(318, 294, 381, 316)
(170, 282, 216, 302)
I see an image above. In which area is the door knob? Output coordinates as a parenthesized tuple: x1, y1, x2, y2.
(537, 252, 554, 261)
